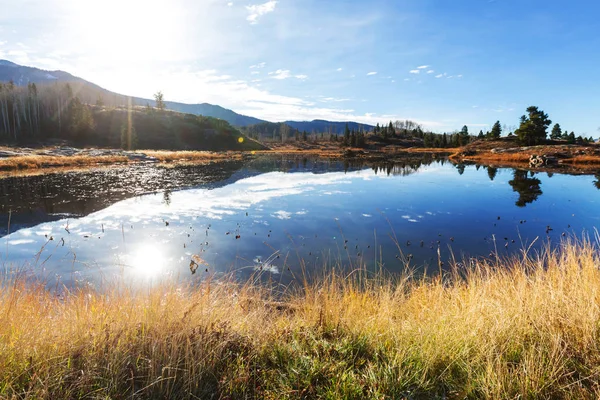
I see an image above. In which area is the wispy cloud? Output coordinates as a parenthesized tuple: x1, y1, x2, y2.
(250, 71, 260, 75)
(417, 65, 429, 69)
(426, 70, 435, 74)
(246, 1, 277, 24)
(336, 67, 343, 72)
(435, 73, 446, 78)
(268, 69, 308, 80)
(367, 71, 377, 76)
(409, 69, 420, 74)
(249, 62, 266, 69)
(269, 69, 291, 79)
(320, 97, 351, 103)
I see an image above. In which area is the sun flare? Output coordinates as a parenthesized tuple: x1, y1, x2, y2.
(128, 244, 168, 279)
(68, 0, 183, 64)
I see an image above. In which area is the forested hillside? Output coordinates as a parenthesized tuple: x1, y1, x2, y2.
(0, 81, 264, 151)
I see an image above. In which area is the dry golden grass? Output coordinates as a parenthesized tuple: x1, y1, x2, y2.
(561, 155, 600, 165)
(450, 151, 532, 164)
(3, 238, 600, 398)
(141, 150, 244, 163)
(0, 155, 131, 171)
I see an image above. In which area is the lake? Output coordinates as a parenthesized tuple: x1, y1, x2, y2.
(2, 156, 600, 287)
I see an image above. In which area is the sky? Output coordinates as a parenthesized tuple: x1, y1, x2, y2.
(0, 0, 599, 134)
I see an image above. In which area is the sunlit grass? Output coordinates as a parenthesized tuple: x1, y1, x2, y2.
(2, 238, 600, 398)
(0, 154, 131, 171)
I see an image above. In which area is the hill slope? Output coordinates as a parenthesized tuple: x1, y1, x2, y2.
(0, 60, 265, 127)
(0, 60, 377, 132)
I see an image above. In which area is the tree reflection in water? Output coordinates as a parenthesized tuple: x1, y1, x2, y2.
(508, 169, 543, 207)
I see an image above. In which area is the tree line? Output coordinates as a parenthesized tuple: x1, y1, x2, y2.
(0, 81, 261, 151)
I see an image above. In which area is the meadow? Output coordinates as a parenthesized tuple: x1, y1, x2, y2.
(2, 237, 600, 398)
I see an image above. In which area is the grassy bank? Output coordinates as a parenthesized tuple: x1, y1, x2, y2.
(0, 149, 244, 171)
(2, 239, 600, 398)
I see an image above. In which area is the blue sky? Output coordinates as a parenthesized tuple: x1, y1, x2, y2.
(0, 0, 599, 134)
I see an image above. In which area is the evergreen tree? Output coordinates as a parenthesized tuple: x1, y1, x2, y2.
(459, 125, 469, 146)
(515, 106, 551, 145)
(154, 91, 166, 111)
(568, 132, 576, 144)
(478, 130, 484, 139)
(550, 123, 562, 140)
(343, 123, 350, 146)
(442, 133, 448, 147)
(302, 130, 307, 141)
(489, 121, 502, 139)
(388, 121, 395, 136)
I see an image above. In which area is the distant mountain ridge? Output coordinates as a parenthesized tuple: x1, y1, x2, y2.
(0, 59, 373, 132)
(284, 120, 374, 134)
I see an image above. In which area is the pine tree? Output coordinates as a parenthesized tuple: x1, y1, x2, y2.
(515, 106, 551, 145)
(489, 121, 502, 139)
(154, 91, 166, 111)
(459, 125, 469, 146)
(343, 123, 350, 146)
(550, 123, 562, 140)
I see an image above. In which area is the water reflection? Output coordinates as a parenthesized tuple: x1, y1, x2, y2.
(487, 167, 498, 181)
(2, 156, 600, 288)
(508, 170, 543, 207)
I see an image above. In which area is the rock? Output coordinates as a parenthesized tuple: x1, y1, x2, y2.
(0, 150, 28, 158)
(529, 154, 557, 168)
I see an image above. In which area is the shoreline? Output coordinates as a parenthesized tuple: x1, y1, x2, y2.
(1, 141, 600, 175)
(2, 238, 600, 398)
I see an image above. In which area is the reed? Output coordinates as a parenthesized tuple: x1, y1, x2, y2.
(2, 237, 600, 398)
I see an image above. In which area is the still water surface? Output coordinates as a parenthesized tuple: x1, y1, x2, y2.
(2, 157, 599, 287)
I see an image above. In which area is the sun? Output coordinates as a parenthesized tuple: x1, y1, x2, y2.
(67, 0, 183, 64)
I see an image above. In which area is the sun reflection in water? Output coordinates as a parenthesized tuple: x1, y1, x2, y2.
(127, 244, 168, 280)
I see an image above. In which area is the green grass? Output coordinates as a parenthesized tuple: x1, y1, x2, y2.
(3, 238, 600, 398)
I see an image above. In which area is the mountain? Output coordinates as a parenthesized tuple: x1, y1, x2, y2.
(0, 59, 88, 86)
(0, 60, 374, 132)
(284, 120, 374, 134)
(0, 60, 265, 127)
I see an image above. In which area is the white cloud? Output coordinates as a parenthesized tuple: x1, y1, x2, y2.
(267, 70, 307, 80)
(457, 74, 463, 78)
(367, 71, 377, 76)
(409, 69, 420, 74)
(249, 62, 266, 69)
(417, 65, 429, 69)
(246, 1, 277, 24)
(251, 71, 260, 75)
(227, 2, 233, 6)
(336, 67, 343, 71)
(404, 78, 410, 81)
(435, 73, 446, 78)
(269, 69, 291, 79)
(426, 70, 435, 74)
(321, 97, 351, 103)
